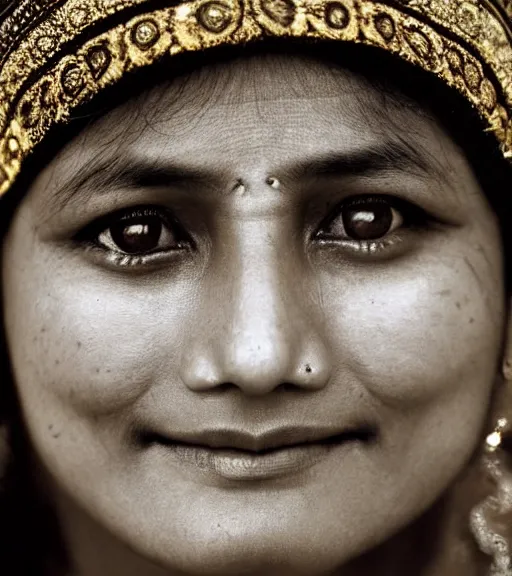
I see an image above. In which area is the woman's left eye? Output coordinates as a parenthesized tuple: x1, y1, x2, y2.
(317, 196, 404, 243)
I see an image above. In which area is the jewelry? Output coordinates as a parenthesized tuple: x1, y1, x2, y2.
(266, 177, 281, 191)
(470, 418, 512, 576)
(231, 179, 246, 196)
(0, 0, 510, 201)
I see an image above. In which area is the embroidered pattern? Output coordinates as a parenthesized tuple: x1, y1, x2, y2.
(0, 0, 511, 195)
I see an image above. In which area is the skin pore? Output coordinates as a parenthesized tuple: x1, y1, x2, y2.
(1, 51, 509, 576)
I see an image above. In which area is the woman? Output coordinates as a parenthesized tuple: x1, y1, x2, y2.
(0, 0, 511, 575)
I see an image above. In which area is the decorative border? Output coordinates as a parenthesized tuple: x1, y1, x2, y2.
(0, 0, 511, 197)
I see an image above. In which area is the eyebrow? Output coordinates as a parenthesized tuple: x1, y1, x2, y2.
(49, 138, 447, 213)
(49, 154, 216, 214)
(290, 138, 446, 184)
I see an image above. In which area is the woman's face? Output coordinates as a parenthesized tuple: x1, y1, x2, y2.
(2, 54, 507, 576)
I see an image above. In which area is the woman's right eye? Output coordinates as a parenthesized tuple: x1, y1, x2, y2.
(77, 206, 193, 267)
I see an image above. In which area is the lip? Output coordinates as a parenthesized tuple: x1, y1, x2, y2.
(139, 426, 374, 481)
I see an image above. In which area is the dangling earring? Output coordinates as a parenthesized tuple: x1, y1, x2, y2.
(470, 418, 512, 576)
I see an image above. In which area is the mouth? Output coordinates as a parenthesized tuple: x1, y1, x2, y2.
(138, 426, 376, 481)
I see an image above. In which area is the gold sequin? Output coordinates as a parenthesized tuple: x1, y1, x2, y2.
(325, 2, 351, 29)
(132, 20, 160, 49)
(197, 2, 233, 32)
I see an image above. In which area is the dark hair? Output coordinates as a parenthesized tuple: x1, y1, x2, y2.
(0, 39, 510, 575)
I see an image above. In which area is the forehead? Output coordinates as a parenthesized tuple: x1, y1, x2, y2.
(54, 52, 453, 172)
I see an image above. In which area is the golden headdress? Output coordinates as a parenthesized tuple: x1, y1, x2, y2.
(0, 0, 511, 198)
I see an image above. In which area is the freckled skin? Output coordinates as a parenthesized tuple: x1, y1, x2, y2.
(1, 54, 509, 576)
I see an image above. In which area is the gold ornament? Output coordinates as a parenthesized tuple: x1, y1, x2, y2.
(487, 418, 510, 453)
(0, 0, 511, 198)
(471, 417, 512, 576)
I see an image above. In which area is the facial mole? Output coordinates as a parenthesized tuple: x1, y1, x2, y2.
(305, 364, 312, 374)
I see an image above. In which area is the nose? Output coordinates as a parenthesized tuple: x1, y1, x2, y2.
(180, 224, 332, 397)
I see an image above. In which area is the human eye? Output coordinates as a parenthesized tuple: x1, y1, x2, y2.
(313, 195, 429, 257)
(76, 205, 194, 269)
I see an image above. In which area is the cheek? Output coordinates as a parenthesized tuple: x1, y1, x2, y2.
(322, 249, 502, 401)
(2, 246, 196, 431)
(319, 245, 503, 463)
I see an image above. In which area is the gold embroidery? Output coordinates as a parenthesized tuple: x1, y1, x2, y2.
(0, 0, 511, 197)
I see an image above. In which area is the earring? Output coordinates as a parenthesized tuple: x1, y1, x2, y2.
(470, 418, 512, 576)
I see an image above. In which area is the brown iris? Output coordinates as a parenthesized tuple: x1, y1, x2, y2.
(110, 216, 164, 254)
(342, 201, 393, 241)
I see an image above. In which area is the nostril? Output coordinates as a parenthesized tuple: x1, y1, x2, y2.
(207, 382, 236, 394)
(276, 382, 302, 393)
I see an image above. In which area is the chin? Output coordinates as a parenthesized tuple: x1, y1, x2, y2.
(107, 499, 387, 576)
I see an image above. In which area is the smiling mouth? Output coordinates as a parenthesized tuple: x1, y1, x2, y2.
(138, 428, 376, 481)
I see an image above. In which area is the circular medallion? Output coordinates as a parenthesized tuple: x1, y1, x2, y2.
(196, 1, 233, 33)
(325, 2, 350, 30)
(131, 20, 160, 50)
(36, 35, 58, 55)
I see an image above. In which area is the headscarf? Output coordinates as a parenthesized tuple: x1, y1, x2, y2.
(0, 0, 510, 199)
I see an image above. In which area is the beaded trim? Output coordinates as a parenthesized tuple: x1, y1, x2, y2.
(0, 0, 511, 197)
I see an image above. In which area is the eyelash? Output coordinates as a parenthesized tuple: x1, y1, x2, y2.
(314, 195, 431, 256)
(75, 195, 431, 270)
(75, 206, 193, 269)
